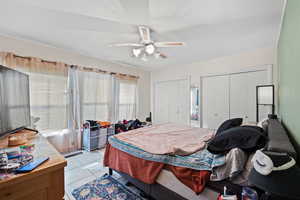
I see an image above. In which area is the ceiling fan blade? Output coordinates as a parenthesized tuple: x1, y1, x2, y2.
(158, 52, 167, 59)
(109, 43, 144, 47)
(138, 26, 151, 43)
(154, 42, 185, 47)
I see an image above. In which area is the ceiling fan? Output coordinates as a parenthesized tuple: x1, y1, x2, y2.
(109, 26, 185, 61)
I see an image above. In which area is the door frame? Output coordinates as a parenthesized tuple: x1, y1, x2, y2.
(153, 76, 191, 125)
(199, 65, 273, 128)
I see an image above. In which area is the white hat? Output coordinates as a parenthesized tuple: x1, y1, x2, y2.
(252, 150, 296, 175)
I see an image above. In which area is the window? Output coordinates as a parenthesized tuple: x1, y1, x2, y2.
(118, 80, 137, 120)
(29, 73, 68, 130)
(80, 72, 111, 122)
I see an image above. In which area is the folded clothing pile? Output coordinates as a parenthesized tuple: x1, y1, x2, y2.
(210, 148, 255, 186)
(115, 119, 144, 133)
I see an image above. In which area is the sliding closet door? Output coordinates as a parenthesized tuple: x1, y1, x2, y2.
(154, 79, 189, 124)
(230, 70, 270, 122)
(202, 75, 230, 129)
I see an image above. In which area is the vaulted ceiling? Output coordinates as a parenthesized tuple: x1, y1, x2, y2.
(0, 0, 284, 70)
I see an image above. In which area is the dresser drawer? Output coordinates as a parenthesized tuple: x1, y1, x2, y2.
(0, 168, 64, 200)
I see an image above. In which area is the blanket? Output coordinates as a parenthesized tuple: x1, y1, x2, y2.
(109, 134, 225, 171)
(104, 144, 211, 194)
(114, 123, 214, 156)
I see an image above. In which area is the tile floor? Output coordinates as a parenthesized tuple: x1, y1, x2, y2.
(64, 148, 109, 200)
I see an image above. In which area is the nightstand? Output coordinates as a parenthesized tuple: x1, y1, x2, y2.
(249, 166, 300, 200)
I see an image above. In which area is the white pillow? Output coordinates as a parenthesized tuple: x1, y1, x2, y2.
(257, 118, 269, 128)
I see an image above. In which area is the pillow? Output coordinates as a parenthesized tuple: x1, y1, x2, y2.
(257, 118, 267, 127)
(216, 118, 243, 135)
(242, 121, 257, 126)
(243, 125, 267, 138)
(208, 126, 267, 154)
(242, 125, 265, 133)
(257, 118, 269, 133)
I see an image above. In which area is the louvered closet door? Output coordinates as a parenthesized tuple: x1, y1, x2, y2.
(202, 75, 230, 129)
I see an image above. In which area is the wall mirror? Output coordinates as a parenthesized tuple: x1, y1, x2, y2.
(190, 85, 200, 127)
(256, 84, 275, 122)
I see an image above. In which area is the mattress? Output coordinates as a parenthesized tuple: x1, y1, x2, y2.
(156, 169, 219, 200)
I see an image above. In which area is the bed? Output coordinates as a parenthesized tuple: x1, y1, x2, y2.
(104, 119, 297, 200)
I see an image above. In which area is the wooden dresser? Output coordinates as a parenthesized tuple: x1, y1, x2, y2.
(0, 134, 67, 200)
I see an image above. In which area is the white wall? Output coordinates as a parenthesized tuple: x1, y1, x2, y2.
(0, 34, 277, 121)
(151, 47, 277, 115)
(0, 35, 151, 120)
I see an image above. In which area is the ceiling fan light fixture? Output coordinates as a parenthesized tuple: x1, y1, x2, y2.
(132, 48, 142, 57)
(145, 44, 155, 55)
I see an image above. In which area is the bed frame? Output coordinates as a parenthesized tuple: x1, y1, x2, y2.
(108, 118, 297, 200)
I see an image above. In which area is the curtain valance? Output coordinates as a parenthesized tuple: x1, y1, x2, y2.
(0, 52, 139, 80)
(0, 52, 68, 76)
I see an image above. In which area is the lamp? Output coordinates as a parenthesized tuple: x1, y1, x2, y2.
(256, 85, 275, 122)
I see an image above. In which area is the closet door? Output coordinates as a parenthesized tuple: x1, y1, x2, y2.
(154, 79, 189, 124)
(176, 79, 190, 123)
(167, 81, 179, 123)
(230, 70, 270, 122)
(154, 82, 169, 123)
(202, 75, 230, 129)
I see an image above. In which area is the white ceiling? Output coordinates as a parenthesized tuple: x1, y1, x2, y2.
(0, 0, 284, 70)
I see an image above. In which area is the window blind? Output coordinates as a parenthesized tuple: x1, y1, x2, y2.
(118, 80, 137, 120)
(29, 73, 68, 130)
(79, 71, 112, 122)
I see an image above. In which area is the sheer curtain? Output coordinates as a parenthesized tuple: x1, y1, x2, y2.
(79, 71, 112, 122)
(0, 71, 6, 133)
(29, 73, 68, 130)
(67, 66, 81, 151)
(116, 79, 137, 121)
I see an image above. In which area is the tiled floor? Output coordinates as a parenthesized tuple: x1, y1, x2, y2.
(64, 148, 109, 200)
